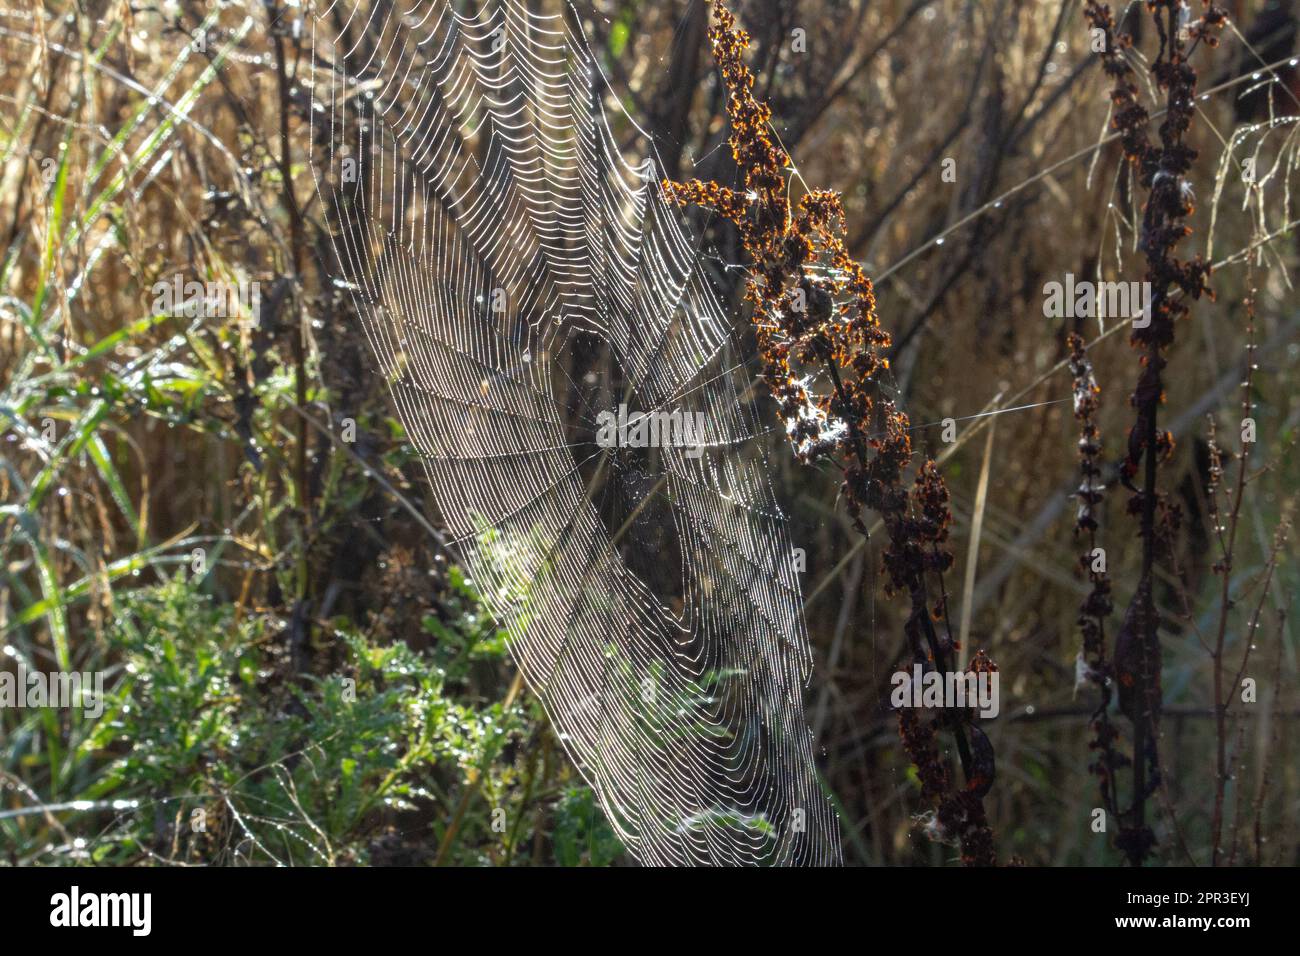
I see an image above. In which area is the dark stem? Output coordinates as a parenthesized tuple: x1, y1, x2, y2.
(1132, 349, 1159, 861)
(268, 1, 312, 603)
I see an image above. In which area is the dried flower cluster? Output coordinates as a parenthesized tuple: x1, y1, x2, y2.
(663, 1, 995, 864)
(1084, 1, 1225, 472)
(897, 708, 994, 862)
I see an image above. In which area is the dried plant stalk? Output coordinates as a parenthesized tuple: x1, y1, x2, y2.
(663, 1, 997, 864)
(1083, 0, 1227, 865)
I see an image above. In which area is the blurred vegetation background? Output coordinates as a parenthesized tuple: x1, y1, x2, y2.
(1, 0, 1296, 865)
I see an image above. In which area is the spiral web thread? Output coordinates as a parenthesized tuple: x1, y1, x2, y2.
(307, 0, 840, 865)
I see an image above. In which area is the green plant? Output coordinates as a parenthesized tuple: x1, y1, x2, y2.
(4, 571, 622, 866)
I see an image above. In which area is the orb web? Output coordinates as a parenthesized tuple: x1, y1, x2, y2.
(307, 0, 840, 865)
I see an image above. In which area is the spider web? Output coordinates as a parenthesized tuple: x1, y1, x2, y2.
(307, 0, 840, 865)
